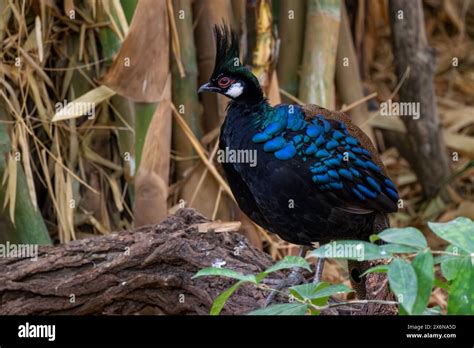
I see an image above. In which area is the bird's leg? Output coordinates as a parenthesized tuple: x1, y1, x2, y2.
(312, 257, 325, 284)
(264, 246, 309, 307)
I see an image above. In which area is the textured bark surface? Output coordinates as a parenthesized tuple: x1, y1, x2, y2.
(388, 0, 451, 197)
(0, 209, 396, 315)
(358, 260, 398, 315)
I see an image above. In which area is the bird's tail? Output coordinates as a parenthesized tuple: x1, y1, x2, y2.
(348, 213, 390, 299)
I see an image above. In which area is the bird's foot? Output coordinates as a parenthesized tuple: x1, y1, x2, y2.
(263, 267, 307, 307)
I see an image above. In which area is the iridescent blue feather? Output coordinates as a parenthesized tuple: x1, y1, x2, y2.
(251, 104, 399, 210)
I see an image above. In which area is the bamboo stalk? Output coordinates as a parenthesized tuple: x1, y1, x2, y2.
(251, 0, 275, 94)
(120, 0, 137, 23)
(299, 0, 341, 108)
(134, 103, 157, 170)
(134, 75, 172, 226)
(171, 0, 202, 180)
(277, 0, 305, 103)
(105, 0, 138, 205)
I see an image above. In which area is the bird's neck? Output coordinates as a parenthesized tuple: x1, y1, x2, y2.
(228, 98, 273, 120)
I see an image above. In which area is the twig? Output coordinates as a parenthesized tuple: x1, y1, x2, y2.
(322, 299, 398, 309)
(340, 92, 377, 112)
(279, 88, 304, 105)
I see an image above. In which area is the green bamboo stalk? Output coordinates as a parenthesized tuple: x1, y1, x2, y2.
(120, 0, 137, 23)
(171, 0, 202, 180)
(134, 103, 157, 169)
(272, 0, 281, 26)
(0, 122, 51, 245)
(277, 0, 305, 103)
(299, 0, 341, 108)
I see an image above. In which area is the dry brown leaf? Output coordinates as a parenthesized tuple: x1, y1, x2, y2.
(34, 16, 43, 63)
(102, 0, 169, 102)
(439, 201, 474, 221)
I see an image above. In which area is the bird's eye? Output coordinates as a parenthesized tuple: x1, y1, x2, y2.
(218, 76, 232, 88)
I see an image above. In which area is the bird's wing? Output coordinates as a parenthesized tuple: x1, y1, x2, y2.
(251, 104, 399, 213)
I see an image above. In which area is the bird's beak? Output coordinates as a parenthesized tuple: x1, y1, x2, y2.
(198, 82, 219, 93)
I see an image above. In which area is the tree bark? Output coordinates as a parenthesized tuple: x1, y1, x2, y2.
(0, 209, 396, 315)
(388, 0, 451, 198)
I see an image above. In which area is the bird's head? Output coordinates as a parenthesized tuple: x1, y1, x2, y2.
(198, 25, 264, 104)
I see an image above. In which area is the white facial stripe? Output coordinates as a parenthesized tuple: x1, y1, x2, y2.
(225, 82, 243, 98)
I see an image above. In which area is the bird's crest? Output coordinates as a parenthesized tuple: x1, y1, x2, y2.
(212, 24, 241, 77)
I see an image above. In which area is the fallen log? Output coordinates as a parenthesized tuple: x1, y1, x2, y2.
(0, 208, 396, 315)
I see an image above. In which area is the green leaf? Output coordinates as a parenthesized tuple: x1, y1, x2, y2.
(289, 282, 353, 314)
(289, 282, 328, 313)
(256, 256, 311, 282)
(289, 282, 328, 301)
(447, 257, 474, 315)
(309, 284, 353, 298)
(310, 241, 391, 261)
(193, 267, 257, 283)
(440, 245, 469, 281)
(248, 303, 309, 315)
(388, 258, 418, 315)
(264, 255, 312, 273)
(361, 264, 389, 276)
(434, 277, 449, 290)
(210, 281, 244, 315)
(411, 251, 434, 315)
(428, 217, 474, 253)
(369, 234, 380, 243)
(290, 283, 353, 301)
(380, 243, 419, 254)
(378, 227, 427, 249)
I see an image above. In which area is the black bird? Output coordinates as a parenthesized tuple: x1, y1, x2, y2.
(198, 25, 399, 300)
